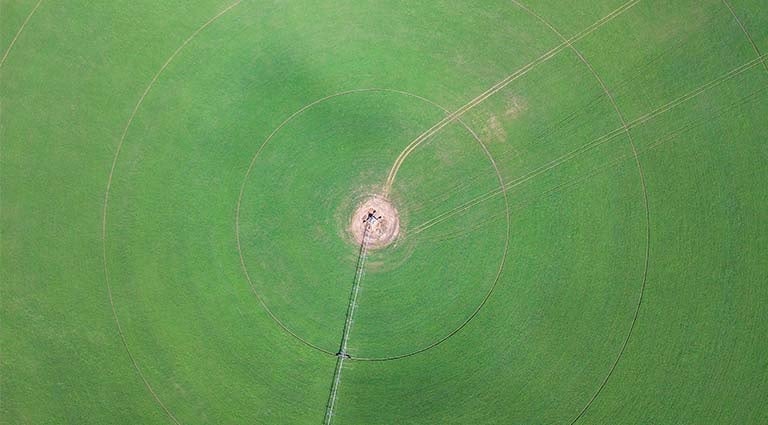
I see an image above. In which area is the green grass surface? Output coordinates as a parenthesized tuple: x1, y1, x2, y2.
(2, 0, 766, 424)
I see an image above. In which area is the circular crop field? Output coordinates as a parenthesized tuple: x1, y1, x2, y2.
(2, 1, 767, 424)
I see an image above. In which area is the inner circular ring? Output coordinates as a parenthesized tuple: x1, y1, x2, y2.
(235, 88, 512, 360)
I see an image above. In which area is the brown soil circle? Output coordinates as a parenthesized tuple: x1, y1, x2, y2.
(349, 195, 400, 249)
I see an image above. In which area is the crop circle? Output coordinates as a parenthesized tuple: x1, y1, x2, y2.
(7, 1, 765, 424)
(235, 89, 511, 358)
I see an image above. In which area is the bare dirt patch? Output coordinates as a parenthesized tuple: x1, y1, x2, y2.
(481, 95, 527, 145)
(505, 95, 527, 119)
(349, 195, 400, 249)
(485, 114, 507, 144)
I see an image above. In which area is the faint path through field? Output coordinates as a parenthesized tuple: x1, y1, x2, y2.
(407, 53, 766, 236)
(721, 0, 768, 74)
(507, 2, 650, 422)
(381, 0, 642, 196)
(100, 2, 242, 424)
(0, 0, 43, 67)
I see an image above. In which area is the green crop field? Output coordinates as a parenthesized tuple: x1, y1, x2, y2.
(2, 0, 766, 423)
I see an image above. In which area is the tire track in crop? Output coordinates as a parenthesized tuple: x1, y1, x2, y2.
(721, 0, 768, 74)
(101, 3, 241, 423)
(414, 81, 766, 244)
(408, 53, 766, 236)
(381, 0, 642, 196)
(0, 0, 43, 67)
(506, 3, 650, 423)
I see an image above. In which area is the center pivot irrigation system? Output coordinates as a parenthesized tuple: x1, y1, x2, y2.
(324, 210, 379, 424)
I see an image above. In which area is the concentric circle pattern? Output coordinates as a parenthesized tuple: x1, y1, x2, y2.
(236, 89, 511, 358)
(3, 1, 767, 424)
